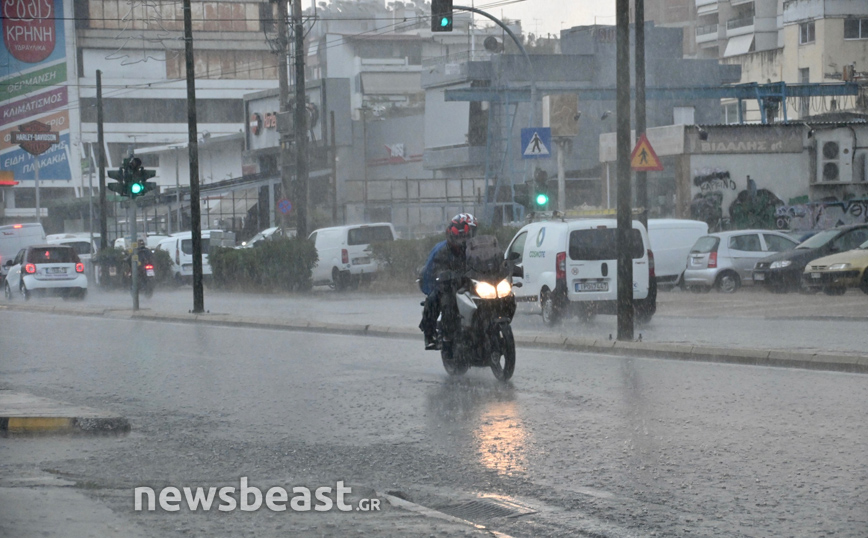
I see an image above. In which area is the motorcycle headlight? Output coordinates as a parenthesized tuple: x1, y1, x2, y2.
(475, 280, 498, 299)
(770, 260, 792, 269)
(829, 263, 851, 271)
(496, 278, 512, 297)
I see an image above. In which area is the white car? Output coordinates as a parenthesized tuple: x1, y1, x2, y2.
(3, 244, 88, 301)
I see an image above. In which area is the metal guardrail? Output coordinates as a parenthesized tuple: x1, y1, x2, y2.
(696, 24, 718, 36)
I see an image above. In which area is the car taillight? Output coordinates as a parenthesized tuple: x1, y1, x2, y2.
(75, 263, 85, 273)
(144, 264, 154, 271)
(342, 249, 349, 264)
(24, 263, 36, 274)
(647, 249, 655, 278)
(708, 251, 718, 269)
(556, 251, 566, 282)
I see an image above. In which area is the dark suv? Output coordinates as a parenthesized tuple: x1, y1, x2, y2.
(752, 224, 868, 292)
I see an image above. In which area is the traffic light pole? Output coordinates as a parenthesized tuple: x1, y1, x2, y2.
(128, 200, 139, 311)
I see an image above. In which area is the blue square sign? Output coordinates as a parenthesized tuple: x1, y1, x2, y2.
(521, 127, 551, 159)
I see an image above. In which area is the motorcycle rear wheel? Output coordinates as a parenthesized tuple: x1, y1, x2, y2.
(489, 324, 516, 381)
(440, 340, 469, 376)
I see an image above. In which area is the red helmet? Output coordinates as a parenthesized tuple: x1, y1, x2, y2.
(446, 213, 478, 247)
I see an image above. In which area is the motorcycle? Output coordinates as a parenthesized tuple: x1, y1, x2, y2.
(435, 236, 519, 381)
(123, 252, 156, 298)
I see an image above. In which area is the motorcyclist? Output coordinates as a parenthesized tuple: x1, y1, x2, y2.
(134, 239, 153, 268)
(419, 213, 477, 350)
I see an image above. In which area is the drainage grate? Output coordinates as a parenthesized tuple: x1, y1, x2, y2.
(435, 497, 537, 521)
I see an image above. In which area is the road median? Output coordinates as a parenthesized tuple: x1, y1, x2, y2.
(2, 302, 866, 374)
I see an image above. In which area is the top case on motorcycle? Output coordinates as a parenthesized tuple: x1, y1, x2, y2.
(465, 235, 504, 275)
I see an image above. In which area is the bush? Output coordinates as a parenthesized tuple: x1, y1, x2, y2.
(151, 248, 174, 286)
(94, 247, 128, 289)
(210, 238, 317, 292)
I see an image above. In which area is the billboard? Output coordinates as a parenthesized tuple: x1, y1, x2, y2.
(0, 0, 73, 182)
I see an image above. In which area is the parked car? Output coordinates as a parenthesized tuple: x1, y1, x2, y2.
(239, 226, 296, 248)
(3, 244, 87, 301)
(0, 222, 46, 282)
(505, 218, 656, 324)
(683, 230, 798, 293)
(753, 224, 868, 292)
(647, 219, 708, 288)
(308, 223, 396, 290)
(801, 238, 868, 295)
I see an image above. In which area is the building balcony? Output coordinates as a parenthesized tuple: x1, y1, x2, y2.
(726, 16, 755, 37)
(696, 0, 718, 15)
(695, 23, 719, 44)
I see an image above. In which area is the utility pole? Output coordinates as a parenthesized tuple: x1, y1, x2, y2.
(97, 70, 107, 251)
(278, 0, 292, 232)
(635, 0, 647, 230)
(292, 0, 309, 238)
(616, 0, 634, 341)
(183, 0, 204, 313)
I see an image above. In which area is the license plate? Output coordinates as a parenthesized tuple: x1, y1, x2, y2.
(352, 257, 370, 265)
(754, 273, 764, 281)
(46, 267, 66, 274)
(146, 269, 155, 277)
(811, 272, 821, 279)
(109, 267, 117, 276)
(575, 281, 608, 292)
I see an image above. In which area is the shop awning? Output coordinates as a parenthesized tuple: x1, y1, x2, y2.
(723, 35, 754, 57)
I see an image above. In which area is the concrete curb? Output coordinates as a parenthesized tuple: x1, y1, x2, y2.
(0, 390, 130, 436)
(3, 303, 867, 375)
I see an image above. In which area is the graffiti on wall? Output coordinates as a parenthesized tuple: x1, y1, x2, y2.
(693, 168, 737, 192)
(774, 198, 868, 231)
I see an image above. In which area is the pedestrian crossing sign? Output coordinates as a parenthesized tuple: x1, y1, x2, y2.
(521, 127, 551, 159)
(630, 133, 663, 171)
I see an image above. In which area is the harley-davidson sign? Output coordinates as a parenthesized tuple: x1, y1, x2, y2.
(12, 120, 58, 155)
(2, 0, 57, 64)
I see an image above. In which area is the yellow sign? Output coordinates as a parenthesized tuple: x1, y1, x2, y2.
(630, 133, 663, 171)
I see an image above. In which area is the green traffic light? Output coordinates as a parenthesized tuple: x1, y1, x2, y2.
(440, 17, 450, 27)
(535, 193, 549, 206)
(130, 182, 144, 195)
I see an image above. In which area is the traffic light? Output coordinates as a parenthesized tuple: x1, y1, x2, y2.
(107, 164, 128, 196)
(431, 0, 453, 32)
(127, 157, 157, 199)
(533, 168, 549, 208)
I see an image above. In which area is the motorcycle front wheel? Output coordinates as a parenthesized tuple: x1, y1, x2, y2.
(489, 324, 516, 381)
(440, 340, 469, 376)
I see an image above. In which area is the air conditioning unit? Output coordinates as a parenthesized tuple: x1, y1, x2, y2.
(816, 132, 854, 183)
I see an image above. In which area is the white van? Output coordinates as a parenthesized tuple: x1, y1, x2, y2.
(157, 230, 227, 284)
(505, 218, 656, 325)
(0, 223, 46, 280)
(308, 223, 396, 289)
(647, 219, 708, 288)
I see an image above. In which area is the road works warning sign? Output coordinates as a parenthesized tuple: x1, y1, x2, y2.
(630, 133, 663, 171)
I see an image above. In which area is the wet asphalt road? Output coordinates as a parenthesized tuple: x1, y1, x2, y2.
(1, 311, 866, 537)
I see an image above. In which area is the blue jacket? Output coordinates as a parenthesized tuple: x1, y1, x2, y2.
(420, 240, 466, 295)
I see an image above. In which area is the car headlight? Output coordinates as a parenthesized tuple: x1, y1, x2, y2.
(496, 278, 512, 297)
(769, 260, 792, 269)
(475, 281, 498, 299)
(829, 263, 851, 271)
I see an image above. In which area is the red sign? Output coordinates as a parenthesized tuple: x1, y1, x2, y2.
(630, 134, 664, 172)
(249, 113, 262, 136)
(3, 0, 57, 64)
(13, 120, 57, 156)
